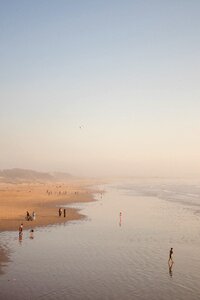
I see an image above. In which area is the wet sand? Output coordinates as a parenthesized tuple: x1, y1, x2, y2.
(0, 178, 105, 275)
(0, 246, 10, 275)
(1, 180, 200, 299)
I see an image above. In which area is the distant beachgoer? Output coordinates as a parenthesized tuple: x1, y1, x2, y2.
(59, 208, 62, 217)
(30, 229, 34, 239)
(168, 248, 174, 263)
(64, 209, 66, 218)
(32, 211, 36, 220)
(119, 212, 122, 227)
(26, 211, 30, 220)
(19, 223, 23, 235)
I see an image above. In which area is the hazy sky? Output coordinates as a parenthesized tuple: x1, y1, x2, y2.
(1, 1, 200, 177)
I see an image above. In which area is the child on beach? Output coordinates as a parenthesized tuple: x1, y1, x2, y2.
(30, 229, 34, 239)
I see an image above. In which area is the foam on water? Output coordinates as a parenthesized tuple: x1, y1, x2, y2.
(114, 178, 200, 211)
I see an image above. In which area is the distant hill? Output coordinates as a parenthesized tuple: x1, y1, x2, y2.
(50, 172, 73, 181)
(0, 168, 73, 183)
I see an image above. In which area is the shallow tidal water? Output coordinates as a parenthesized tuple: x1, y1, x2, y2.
(1, 180, 200, 300)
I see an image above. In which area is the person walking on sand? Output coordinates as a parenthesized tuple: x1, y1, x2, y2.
(64, 208, 66, 218)
(168, 248, 174, 264)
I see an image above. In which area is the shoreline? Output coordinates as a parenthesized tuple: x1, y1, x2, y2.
(0, 178, 105, 274)
(0, 179, 102, 232)
(0, 246, 10, 275)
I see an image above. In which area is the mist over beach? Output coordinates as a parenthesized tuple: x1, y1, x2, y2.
(1, 1, 200, 299)
(1, 1, 200, 178)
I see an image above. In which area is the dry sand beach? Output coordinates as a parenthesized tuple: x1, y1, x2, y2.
(0, 179, 101, 232)
(0, 177, 104, 270)
(0, 166, 108, 281)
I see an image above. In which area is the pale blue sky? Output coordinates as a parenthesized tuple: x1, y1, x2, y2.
(1, 1, 200, 176)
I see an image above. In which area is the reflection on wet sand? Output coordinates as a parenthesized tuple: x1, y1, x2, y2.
(1, 181, 200, 300)
(18, 233, 23, 245)
(119, 212, 122, 227)
(0, 246, 10, 275)
(168, 261, 174, 277)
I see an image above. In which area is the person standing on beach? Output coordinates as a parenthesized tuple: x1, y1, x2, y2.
(64, 208, 66, 218)
(19, 223, 23, 235)
(30, 229, 34, 239)
(168, 248, 174, 264)
(59, 208, 62, 217)
(32, 211, 36, 220)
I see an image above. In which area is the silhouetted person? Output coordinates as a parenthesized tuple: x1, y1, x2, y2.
(59, 208, 62, 217)
(26, 211, 30, 220)
(64, 209, 66, 218)
(168, 248, 174, 264)
(19, 223, 23, 235)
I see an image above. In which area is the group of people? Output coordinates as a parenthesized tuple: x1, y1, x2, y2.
(46, 189, 68, 196)
(19, 207, 66, 234)
(18, 206, 68, 240)
(26, 211, 36, 221)
(18, 223, 34, 240)
(18, 211, 36, 239)
(58, 207, 67, 217)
